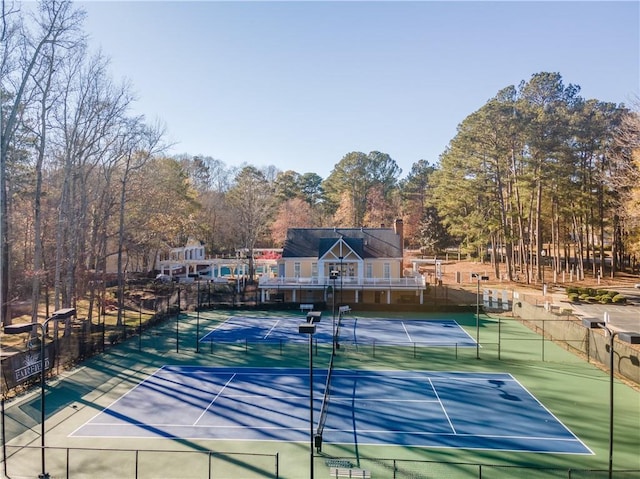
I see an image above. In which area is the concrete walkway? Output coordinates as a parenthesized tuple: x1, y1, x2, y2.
(543, 284, 640, 335)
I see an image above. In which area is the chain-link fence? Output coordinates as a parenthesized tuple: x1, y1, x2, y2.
(327, 457, 640, 479)
(1, 288, 179, 397)
(3, 445, 280, 479)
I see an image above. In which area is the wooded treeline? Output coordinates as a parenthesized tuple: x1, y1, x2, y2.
(1, 1, 639, 324)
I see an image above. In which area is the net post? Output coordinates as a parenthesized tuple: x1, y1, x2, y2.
(542, 319, 545, 362)
(498, 317, 501, 360)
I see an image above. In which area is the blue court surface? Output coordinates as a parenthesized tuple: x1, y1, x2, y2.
(200, 316, 477, 347)
(71, 366, 591, 455)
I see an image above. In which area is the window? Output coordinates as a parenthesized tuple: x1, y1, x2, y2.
(294, 262, 301, 278)
(366, 263, 372, 278)
(383, 263, 390, 279)
(312, 263, 317, 277)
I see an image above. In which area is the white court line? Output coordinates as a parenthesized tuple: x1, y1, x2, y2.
(68, 366, 166, 436)
(509, 375, 594, 454)
(330, 398, 440, 403)
(200, 317, 244, 341)
(451, 319, 479, 343)
(428, 377, 457, 435)
(77, 422, 302, 431)
(400, 321, 413, 342)
(192, 373, 236, 426)
(222, 394, 306, 399)
(263, 319, 281, 339)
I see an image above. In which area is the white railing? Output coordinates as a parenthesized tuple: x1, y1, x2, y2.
(258, 275, 425, 289)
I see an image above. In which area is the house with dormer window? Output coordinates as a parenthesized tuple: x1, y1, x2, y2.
(258, 219, 427, 305)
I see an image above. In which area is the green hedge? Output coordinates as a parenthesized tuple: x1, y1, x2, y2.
(567, 288, 626, 304)
(612, 294, 627, 304)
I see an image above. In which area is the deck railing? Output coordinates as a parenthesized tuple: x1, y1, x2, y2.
(258, 275, 425, 289)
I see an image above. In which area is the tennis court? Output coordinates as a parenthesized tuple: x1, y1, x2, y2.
(199, 315, 477, 347)
(71, 366, 591, 455)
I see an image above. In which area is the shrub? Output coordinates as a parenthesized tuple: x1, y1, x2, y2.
(578, 287, 599, 296)
(568, 293, 580, 302)
(599, 296, 612, 304)
(612, 294, 627, 304)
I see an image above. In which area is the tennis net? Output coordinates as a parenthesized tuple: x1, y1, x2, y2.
(336, 305, 350, 344)
(315, 306, 351, 448)
(315, 343, 335, 444)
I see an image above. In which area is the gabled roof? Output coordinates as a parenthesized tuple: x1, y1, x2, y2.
(318, 237, 364, 260)
(282, 227, 402, 259)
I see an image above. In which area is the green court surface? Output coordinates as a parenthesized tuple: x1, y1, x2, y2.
(2, 309, 639, 478)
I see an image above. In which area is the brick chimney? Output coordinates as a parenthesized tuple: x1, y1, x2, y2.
(394, 218, 404, 254)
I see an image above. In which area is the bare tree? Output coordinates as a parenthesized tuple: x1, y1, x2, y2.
(227, 165, 277, 280)
(50, 50, 135, 320)
(1, 0, 84, 323)
(113, 118, 165, 326)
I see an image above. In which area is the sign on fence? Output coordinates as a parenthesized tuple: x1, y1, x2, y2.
(2, 342, 55, 389)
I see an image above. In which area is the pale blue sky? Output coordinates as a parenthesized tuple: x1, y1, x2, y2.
(79, 1, 639, 179)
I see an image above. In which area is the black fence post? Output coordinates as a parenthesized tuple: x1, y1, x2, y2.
(196, 281, 201, 353)
(542, 320, 545, 362)
(138, 304, 142, 352)
(176, 288, 181, 354)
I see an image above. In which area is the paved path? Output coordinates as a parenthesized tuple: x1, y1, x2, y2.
(552, 285, 640, 335)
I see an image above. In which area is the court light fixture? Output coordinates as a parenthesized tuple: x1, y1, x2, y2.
(299, 323, 317, 334)
(306, 311, 322, 324)
(618, 332, 640, 344)
(4, 308, 76, 479)
(582, 314, 639, 479)
(299, 322, 316, 479)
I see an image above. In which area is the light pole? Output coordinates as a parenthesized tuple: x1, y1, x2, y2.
(330, 270, 339, 355)
(471, 273, 488, 359)
(4, 307, 76, 479)
(339, 256, 343, 305)
(299, 318, 318, 479)
(582, 316, 639, 479)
